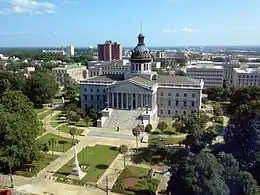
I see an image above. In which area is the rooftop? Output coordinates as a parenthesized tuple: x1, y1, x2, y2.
(52, 64, 85, 71)
(156, 75, 201, 85)
(87, 74, 125, 82)
(187, 64, 223, 69)
(234, 67, 260, 74)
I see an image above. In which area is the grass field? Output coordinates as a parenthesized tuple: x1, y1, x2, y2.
(15, 153, 58, 177)
(55, 145, 119, 183)
(37, 126, 46, 137)
(37, 109, 53, 120)
(34, 107, 48, 114)
(57, 125, 83, 135)
(51, 121, 62, 128)
(168, 136, 186, 144)
(37, 133, 75, 152)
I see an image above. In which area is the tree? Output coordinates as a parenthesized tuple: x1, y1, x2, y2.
(48, 138, 56, 160)
(213, 103, 223, 116)
(41, 143, 49, 154)
(132, 127, 141, 151)
(217, 152, 260, 195)
(119, 145, 128, 169)
(70, 128, 77, 144)
(145, 124, 153, 133)
(175, 70, 185, 76)
(0, 91, 40, 171)
(84, 116, 90, 127)
(157, 121, 168, 131)
(63, 77, 79, 101)
(23, 70, 59, 107)
(175, 111, 208, 136)
(167, 152, 229, 195)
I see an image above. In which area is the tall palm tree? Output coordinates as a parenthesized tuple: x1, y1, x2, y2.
(48, 138, 56, 160)
(119, 145, 128, 169)
(70, 128, 77, 144)
(132, 127, 141, 152)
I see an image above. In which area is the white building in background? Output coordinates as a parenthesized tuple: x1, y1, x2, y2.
(186, 61, 224, 89)
(52, 63, 86, 86)
(66, 45, 75, 56)
(232, 65, 260, 87)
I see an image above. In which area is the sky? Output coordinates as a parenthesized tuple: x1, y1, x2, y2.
(0, 0, 260, 47)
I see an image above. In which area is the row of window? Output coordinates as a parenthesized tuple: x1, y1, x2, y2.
(84, 88, 106, 93)
(239, 75, 260, 78)
(84, 95, 107, 101)
(160, 109, 187, 116)
(160, 92, 196, 98)
(161, 100, 195, 107)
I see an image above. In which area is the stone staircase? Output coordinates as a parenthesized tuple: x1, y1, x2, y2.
(103, 109, 144, 130)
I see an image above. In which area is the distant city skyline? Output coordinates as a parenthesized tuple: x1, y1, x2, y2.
(1, 0, 260, 47)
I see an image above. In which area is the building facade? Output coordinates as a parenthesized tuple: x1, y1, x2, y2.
(98, 41, 122, 61)
(66, 45, 75, 56)
(232, 66, 260, 87)
(186, 61, 224, 88)
(80, 34, 203, 122)
(52, 64, 86, 85)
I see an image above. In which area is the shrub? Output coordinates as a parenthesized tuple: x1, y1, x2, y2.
(157, 121, 168, 131)
(213, 103, 223, 116)
(145, 124, 153, 132)
(151, 129, 162, 135)
(214, 116, 224, 124)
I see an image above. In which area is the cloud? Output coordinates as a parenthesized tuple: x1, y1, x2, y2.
(162, 28, 203, 33)
(0, 0, 55, 14)
(63, 0, 78, 4)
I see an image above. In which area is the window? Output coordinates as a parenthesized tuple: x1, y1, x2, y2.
(97, 89, 99, 93)
(184, 93, 187, 97)
(168, 100, 171, 106)
(84, 88, 87, 92)
(97, 95, 100, 100)
(192, 94, 195, 98)
(183, 111, 186, 116)
(192, 101, 195, 107)
(175, 110, 178, 114)
(160, 109, 163, 114)
(103, 95, 106, 101)
(84, 95, 87, 100)
(91, 95, 93, 100)
(168, 92, 171, 96)
(176, 93, 179, 97)
(168, 110, 171, 115)
(184, 100, 187, 107)
(176, 100, 179, 106)
(103, 89, 106, 93)
(160, 92, 164, 96)
(90, 88, 93, 92)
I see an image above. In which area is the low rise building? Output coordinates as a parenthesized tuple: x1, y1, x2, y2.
(186, 61, 224, 89)
(52, 64, 86, 85)
(232, 66, 260, 87)
(23, 67, 35, 76)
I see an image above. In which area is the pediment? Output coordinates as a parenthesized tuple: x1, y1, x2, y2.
(109, 80, 153, 93)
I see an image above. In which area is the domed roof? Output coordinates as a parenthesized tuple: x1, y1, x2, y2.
(131, 33, 152, 61)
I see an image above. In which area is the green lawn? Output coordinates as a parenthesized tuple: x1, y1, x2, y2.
(57, 125, 83, 135)
(112, 165, 159, 194)
(14, 153, 58, 177)
(55, 145, 119, 183)
(168, 136, 186, 144)
(51, 121, 62, 128)
(37, 133, 74, 152)
(154, 122, 177, 135)
(34, 107, 48, 114)
(38, 110, 53, 120)
(37, 126, 46, 137)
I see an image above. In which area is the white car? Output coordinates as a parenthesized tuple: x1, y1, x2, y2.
(141, 135, 149, 143)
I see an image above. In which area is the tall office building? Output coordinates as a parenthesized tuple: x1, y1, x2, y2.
(66, 45, 75, 56)
(98, 41, 122, 61)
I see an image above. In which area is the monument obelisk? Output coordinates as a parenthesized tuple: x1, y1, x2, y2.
(68, 145, 85, 179)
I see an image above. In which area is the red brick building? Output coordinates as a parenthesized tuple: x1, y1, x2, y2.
(98, 41, 122, 61)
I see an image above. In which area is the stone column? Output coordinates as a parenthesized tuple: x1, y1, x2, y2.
(121, 93, 124, 109)
(135, 94, 138, 108)
(107, 92, 110, 108)
(126, 93, 129, 109)
(112, 93, 114, 108)
(140, 94, 143, 108)
(116, 93, 119, 109)
(131, 94, 133, 109)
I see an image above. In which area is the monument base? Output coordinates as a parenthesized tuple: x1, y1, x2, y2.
(67, 171, 86, 180)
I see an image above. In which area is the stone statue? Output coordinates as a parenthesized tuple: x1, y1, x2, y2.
(146, 105, 148, 114)
(71, 145, 82, 177)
